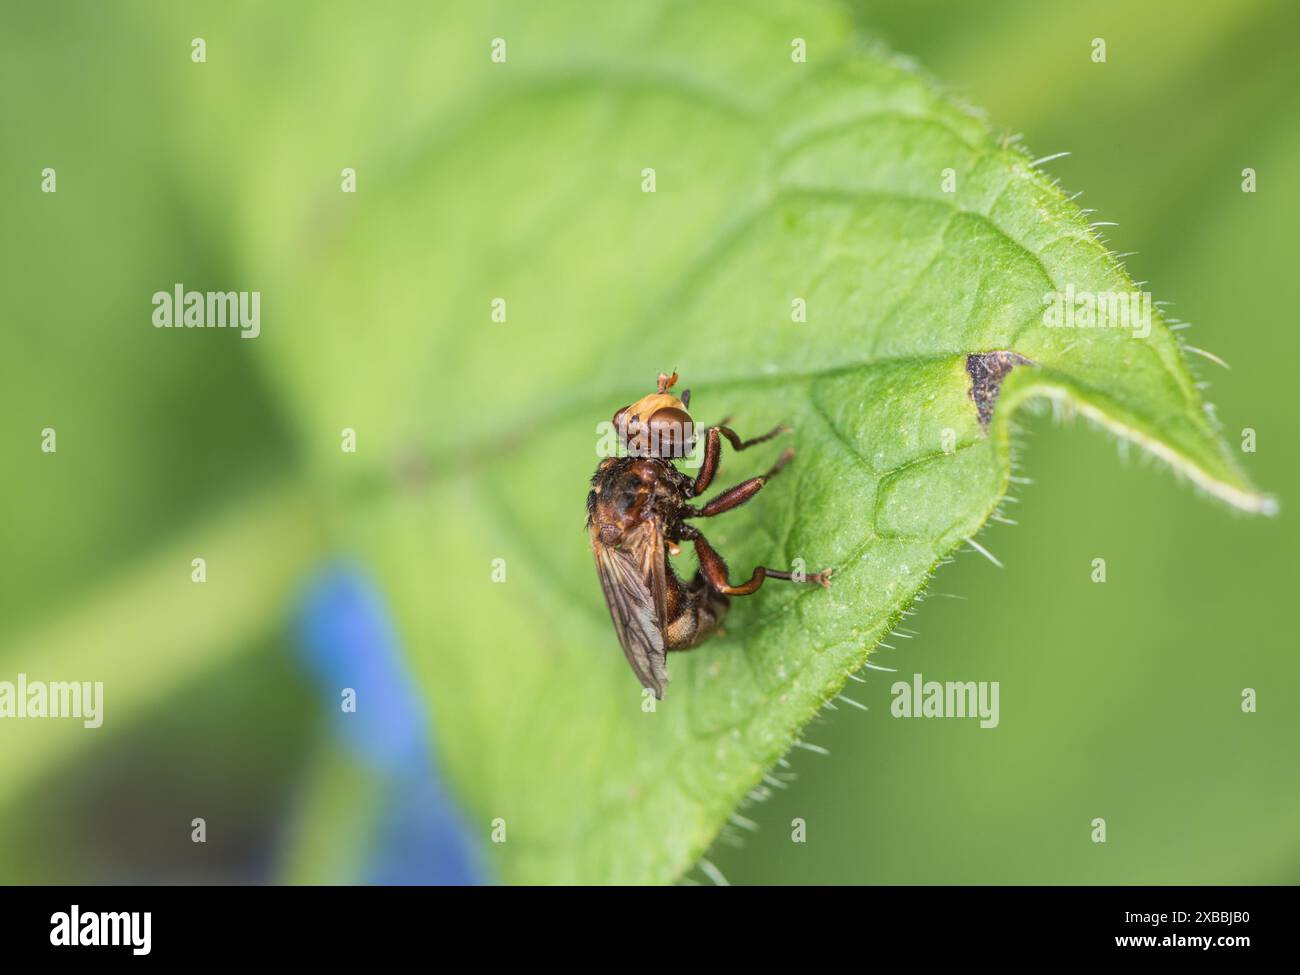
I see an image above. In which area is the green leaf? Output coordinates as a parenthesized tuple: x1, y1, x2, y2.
(244, 2, 1270, 882)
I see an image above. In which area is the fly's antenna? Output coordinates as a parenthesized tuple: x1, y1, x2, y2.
(657, 371, 679, 394)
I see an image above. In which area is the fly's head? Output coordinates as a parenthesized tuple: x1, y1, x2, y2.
(612, 371, 696, 459)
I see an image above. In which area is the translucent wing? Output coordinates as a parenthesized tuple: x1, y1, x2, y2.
(591, 520, 670, 698)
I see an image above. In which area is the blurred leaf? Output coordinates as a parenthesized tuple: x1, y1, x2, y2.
(233, 2, 1270, 882)
(0, 638, 319, 883)
(0, 1, 300, 638)
(0, 483, 323, 807)
(279, 740, 382, 885)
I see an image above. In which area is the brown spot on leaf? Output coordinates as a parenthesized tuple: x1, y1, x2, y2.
(966, 351, 1033, 430)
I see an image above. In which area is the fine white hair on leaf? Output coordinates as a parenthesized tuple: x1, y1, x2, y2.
(1029, 150, 1072, 167)
(1183, 345, 1231, 369)
(836, 693, 869, 711)
(729, 812, 759, 832)
(697, 858, 730, 887)
(792, 740, 829, 756)
(964, 536, 1004, 568)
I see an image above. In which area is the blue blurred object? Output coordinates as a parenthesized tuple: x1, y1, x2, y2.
(297, 564, 486, 884)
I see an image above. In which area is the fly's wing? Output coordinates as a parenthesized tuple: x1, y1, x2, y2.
(591, 520, 670, 698)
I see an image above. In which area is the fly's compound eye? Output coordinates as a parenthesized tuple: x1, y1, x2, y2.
(613, 406, 638, 436)
(647, 407, 695, 458)
(613, 406, 645, 456)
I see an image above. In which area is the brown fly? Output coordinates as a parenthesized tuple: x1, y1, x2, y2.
(587, 371, 832, 698)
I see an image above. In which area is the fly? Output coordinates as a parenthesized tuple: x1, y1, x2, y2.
(587, 371, 832, 698)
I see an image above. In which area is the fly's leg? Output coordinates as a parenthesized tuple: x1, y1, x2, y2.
(717, 424, 789, 452)
(683, 527, 832, 594)
(691, 422, 790, 495)
(687, 447, 793, 518)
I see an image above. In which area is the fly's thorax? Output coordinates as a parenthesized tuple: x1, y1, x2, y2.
(589, 457, 651, 536)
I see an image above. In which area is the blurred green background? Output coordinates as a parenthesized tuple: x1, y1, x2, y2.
(0, 0, 1295, 883)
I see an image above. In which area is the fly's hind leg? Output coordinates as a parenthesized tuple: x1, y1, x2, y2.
(687, 528, 832, 595)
